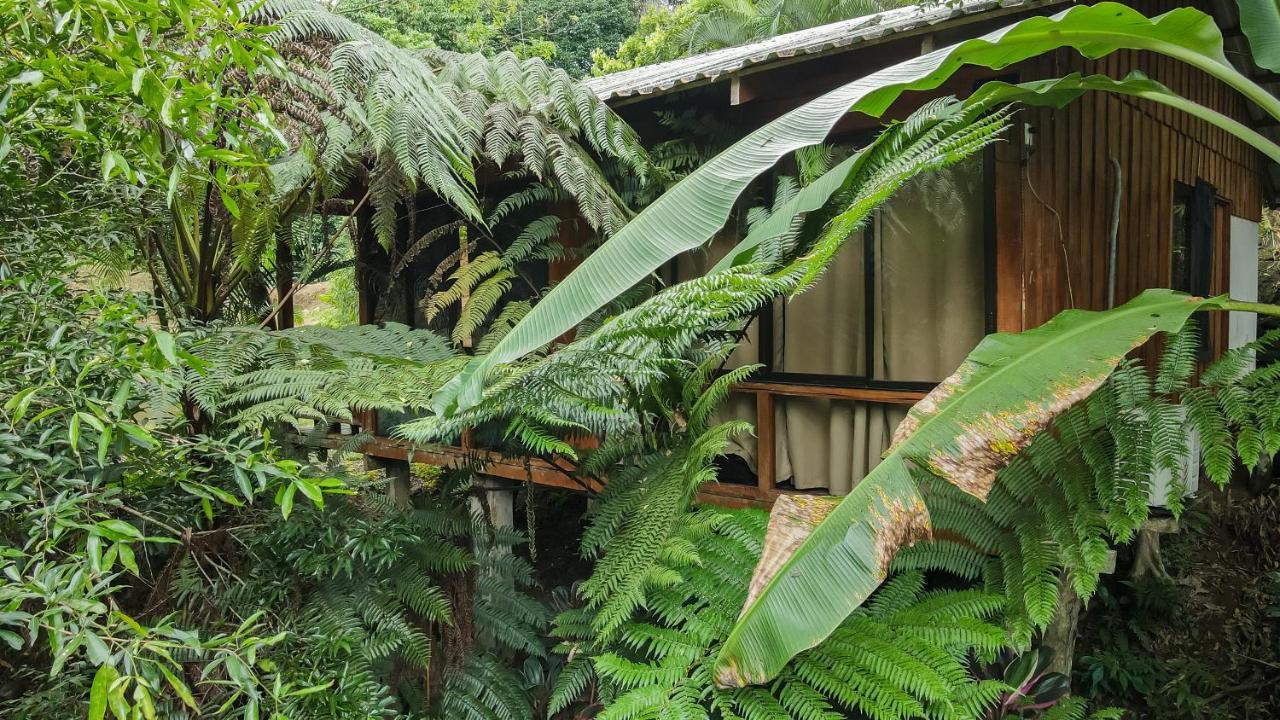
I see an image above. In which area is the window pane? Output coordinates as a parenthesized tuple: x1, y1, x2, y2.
(873, 158, 987, 382)
(1171, 185, 1191, 292)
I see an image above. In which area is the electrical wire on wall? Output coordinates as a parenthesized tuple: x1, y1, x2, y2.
(1022, 159, 1076, 309)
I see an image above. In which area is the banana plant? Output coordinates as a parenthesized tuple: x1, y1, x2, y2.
(712, 290, 1260, 687)
(434, 1, 1280, 416)
(964, 71, 1280, 164)
(712, 0, 1280, 685)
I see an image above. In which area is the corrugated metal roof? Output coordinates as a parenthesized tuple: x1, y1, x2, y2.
(585, 0, 1061, 102)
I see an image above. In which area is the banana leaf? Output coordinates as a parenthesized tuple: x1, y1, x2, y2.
(434, 3, 1274, 415)
(1237, 0, 1280, 72)
(966, 72, 1280, 163)
(713, 289, 1221, 687)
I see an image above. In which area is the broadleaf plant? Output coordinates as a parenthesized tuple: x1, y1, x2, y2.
(435, 1, 1280, 416)
(713, 290, 1228, 686)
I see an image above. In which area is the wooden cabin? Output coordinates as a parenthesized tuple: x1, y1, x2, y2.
(339, 0, 1276, 508)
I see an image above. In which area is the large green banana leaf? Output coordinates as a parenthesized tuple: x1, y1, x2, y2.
(433, 2, 1274, 415)
(967, 72, 1280, 163)
(1237, 0, 1280, 72)
(711, 152, 864, 273)
(712, 290, 1220, 687)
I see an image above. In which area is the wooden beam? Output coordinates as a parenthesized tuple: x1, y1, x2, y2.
(291, 430, 796, 508)
(733, 381, 926, 405)
(294, 432, 604, 494)
(994, 113, 1026, 332)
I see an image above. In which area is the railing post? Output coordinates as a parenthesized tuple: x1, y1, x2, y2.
(755, 390, 775, 495)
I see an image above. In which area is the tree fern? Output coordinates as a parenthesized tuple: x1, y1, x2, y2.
(551, 508, 1010, 720)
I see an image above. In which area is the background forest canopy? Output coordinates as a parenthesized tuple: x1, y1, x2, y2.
(4, 1, 1280, 720)
(336, 0, 918, 76)
(336, 0, 639, 75)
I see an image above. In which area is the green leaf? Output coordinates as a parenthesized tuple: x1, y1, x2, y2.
(967, 72, 1280, 164)
(96, 427, 112, 466)
(277, 482, 297, 519)
(435, 2, 1273, 415)
(133, 683, 156, 720)
(224, 654, 254, 687)
(119, 422, 158, 448)
(100, 150, 130, 182)
(293, 478, 324, 508)
(85, 633, 111, 665)
(89, 664, 118, 720)
(0, 630, 21, 651)
(118, 543, 139, 576)
(107, 674, 130, 720)
(153, 331, 178, 365)
(159, 664, 198, 711)
(711, 152, 864, 273)
(96, 519, 143, 540)
(284, 681, 333, 698)
(1237, 0, 1280, 72)
(166, 165, 181, 208)
(714, 290, 1217, 687)
(4, 387, 38, 425)
(68, 412, 81, 451)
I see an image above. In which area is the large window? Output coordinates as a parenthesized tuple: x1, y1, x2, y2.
(686, 154, 993, 495)
(764, 156, 991, 388)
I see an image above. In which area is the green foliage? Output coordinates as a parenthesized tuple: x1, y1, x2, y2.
(504, 0, 640, 75)
(551, 508, 1011, 720)
(591, 0, 712, 75)
(976, 648, 1073, 719)
(0, 240, 552, 720)
(591, 0, 903, 74)
(723, 320, 1280, 684)
(4, 0, 649, 325)
(682, 0, 905, 56)
(190, 322, 464, 428)
(165, 474, 550, 720)
(0, 244, 343, 719)
(1236, 0, 1280, 73)
(339, 0, 639, 75)
(1, 0, 276, 196)
(441, 1, 1280, 416)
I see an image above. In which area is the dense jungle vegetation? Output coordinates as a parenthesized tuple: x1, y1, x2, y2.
(3, 0, 1280, 719)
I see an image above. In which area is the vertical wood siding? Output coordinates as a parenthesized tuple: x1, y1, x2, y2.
(999, 42, 1265, 349)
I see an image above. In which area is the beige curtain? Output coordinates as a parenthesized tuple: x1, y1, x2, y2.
(775, 231, 868, 492)
(774, 159, 987, 495)
(874, 159, 987, 382)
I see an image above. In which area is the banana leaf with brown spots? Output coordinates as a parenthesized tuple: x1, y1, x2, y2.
(713, 289, 1220, 688)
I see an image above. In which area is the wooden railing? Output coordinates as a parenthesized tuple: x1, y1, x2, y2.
(729, 381, 927, 505)
(312, 381, 926, 508)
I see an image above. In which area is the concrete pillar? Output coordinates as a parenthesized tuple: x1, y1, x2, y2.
(365, 456, 412, 507)
(474, 476, 518, 530)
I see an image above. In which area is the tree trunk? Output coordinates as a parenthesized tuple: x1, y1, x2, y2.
(1042, 576, 1082, 677)
(274, 231, 295, 330)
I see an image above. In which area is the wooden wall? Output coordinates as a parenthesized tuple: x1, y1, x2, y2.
(997, 3, 1265, 339)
